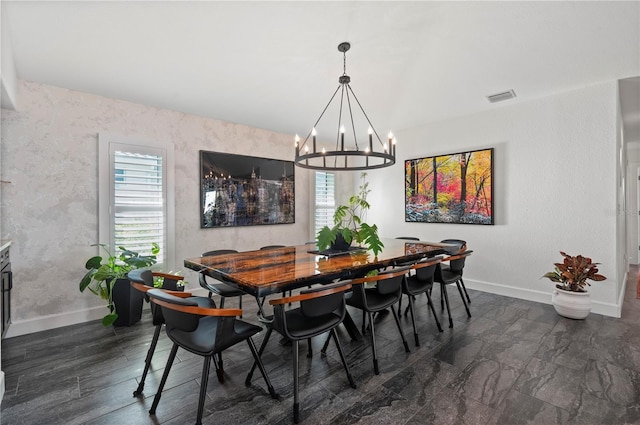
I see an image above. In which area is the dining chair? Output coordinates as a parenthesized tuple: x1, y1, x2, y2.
(395, 236, 420, 240)
(434, 250, 473, 328)
(403, 257, 444, 345)
(347, 266, 412, 375)
(200, 249, 245, 310)
(440, 239, 471, 303)
(245, 281, 355, 424)
(146, 289, 278, 425)
(128, 270, 216, 397)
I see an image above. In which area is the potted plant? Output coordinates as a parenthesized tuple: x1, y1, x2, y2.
(317, 172, 384, 256)
(80, 243, 159, 326)
(541, 251, 607, 319)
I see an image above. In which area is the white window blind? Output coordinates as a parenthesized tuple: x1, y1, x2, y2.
(113, 150, 164, 265)
(314, 171, 336, 236)
(99, 134, 175, 271)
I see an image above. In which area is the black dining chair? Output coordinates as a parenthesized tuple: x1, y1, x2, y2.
(396, 236, 420, 240)
(440, 239, 471, 303)
(246, 281, 355, 424)
(128, 270, 216, 397)
(147, 289, 278, 425)
(347, 266, 412, 375)
(403, 257, 444, 345)
(200, 249, 245, 310)
(434, 250, 473, 328)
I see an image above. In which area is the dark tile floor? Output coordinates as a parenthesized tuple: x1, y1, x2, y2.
(2, 267, 639, 425)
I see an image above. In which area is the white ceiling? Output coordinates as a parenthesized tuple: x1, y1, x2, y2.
(2, 1, 639, 143)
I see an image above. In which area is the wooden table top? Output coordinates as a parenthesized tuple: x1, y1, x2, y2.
(184, 239, 451, 297)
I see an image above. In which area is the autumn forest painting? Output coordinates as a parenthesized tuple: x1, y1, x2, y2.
(405, 148, 493, 224)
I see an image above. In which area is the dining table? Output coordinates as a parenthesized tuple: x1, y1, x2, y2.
(184, 238, 452, 338)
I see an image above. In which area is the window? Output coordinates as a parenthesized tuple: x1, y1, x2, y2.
(98, 134, 175, 270)
(314, 171, 336, 237)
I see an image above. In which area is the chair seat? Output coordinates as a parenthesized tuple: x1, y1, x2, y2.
(168, 317, 262, 356)
(346, 288, 399, 311)
(439, 269, 462, 285)
(277, 309, 342, 340)
(204, 281, 245, 297)
(404, 276, 433, 295)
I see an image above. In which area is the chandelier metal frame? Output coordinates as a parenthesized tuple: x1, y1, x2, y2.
(294, 42, 396, 171)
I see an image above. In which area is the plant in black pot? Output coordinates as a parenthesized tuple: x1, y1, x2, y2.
(79, 243, 159, 326)
(317, 172, 384, 256)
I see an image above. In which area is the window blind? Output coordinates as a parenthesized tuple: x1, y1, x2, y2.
(314, 171, 336, 236)
(113, 151, 164, 265)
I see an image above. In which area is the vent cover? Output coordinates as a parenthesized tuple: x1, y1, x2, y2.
(487, 89, 516, 103)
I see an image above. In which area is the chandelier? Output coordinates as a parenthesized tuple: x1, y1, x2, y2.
(294, 42, 396, 171)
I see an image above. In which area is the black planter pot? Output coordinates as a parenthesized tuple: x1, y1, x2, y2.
(111, 277, 144, 327)
(331, 232, 352, 251)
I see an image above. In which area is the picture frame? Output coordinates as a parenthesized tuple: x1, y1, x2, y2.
(405, 147, 493, 225)
(200, 151, 295, 228)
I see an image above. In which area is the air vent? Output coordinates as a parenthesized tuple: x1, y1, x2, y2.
(487, 89, 516, 103)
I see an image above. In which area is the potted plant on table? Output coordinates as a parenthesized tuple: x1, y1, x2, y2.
(317, 172, 384, 256)
(541, 251, 607, 319)
(79, 243, 159, 326)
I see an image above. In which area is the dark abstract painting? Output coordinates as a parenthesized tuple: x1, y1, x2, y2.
(200, 151, 295, 228)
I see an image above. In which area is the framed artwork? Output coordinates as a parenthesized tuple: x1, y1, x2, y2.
(405, 147, 493, 225)
(200, 151, 295, 228)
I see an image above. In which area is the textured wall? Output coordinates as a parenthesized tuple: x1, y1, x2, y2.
(0, 80, 310, 333)
(366, 81, 620, 315)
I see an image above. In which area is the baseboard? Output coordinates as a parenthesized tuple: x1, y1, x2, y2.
(0, 370, 5, 403)
(4, 306, 107, 338)
(465, 278, 621, 318)
(4, 286, 211, 338)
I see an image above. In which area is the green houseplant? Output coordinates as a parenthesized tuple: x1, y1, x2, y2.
(80, 243, 159, 326)
(542, 251, 607, 319)
(317, 172, 384, 256)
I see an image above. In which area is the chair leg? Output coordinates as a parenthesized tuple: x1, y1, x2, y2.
(245, 326, 273, 386)
(195, 355, 212, 425)
(441, 283, 454, 328)
(367, 312, 380, 375)
(460, 278, 471, 303)
(292, 339, 300, 424)
(149, 343, 179, 415)
(134, 323, 162, 397)
(407, 294, 419, 347)
(390, 305, 410, 353)
(320, 332, 331, 356)
(220, 296, 225, 308)
(307, 338, 313, 358)
(330, 328, 356, 389)
(246, 337, 279, 400)
(397, 293, 403, 317)
(425, 289, 443, 332)
(456, 281, 472, 318)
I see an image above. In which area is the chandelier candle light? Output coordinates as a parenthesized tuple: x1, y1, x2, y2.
(294, 42, 397, 171)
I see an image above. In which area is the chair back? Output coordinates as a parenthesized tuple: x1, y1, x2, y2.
(440, 239, 467, 254)
(413, 261, 438, 282)
(200, 249, 238, 291)
(375, 266, 411, 295)
(260, 245, 286, 250)
(299, 281, 349, 318)
(147, 289, 201, 332)
(448, 250, 473, 274)
(202, 249, 238, 257)
(396, 236, 420, 241)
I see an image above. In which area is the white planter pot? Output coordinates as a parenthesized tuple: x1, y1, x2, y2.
(551, 287, 591, 319)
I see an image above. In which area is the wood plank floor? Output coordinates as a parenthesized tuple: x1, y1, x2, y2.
(2, 267, 640, 424)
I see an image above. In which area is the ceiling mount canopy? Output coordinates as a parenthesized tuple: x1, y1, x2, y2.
(294, 42, 396, 171)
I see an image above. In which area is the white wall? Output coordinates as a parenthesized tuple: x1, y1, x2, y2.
(366, 81, 621, 316)
(0, 80, 311, 336)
